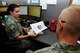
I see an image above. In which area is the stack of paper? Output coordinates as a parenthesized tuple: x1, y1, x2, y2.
(27, 29, 44, 36)
(27, 29, 34, 35)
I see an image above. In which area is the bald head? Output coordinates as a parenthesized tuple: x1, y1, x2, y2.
(59, 4, 80, 35)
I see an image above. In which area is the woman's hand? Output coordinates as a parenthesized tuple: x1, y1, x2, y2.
(28, 32, 37, 37)
(23, 27, 30, 32)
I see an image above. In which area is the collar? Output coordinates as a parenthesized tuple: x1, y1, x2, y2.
(8, 15, 19, 22)
(56, 41, 80, 50)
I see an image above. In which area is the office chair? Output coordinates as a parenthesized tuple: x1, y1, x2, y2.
(0, 21, 28, 53)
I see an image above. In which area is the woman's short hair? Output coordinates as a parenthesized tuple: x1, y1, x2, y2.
(7, 4, 19, 14)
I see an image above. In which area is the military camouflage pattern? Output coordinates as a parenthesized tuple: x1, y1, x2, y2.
(34, 42, 80, 53)
(5, 15, 31, 48)
(5, 15, 23, 39)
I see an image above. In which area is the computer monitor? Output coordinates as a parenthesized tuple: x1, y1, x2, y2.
(19, 5, 28, 15)
(28, 5, 42, 21)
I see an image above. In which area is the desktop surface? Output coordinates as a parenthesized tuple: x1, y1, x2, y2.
(20, 19, 57, 45)
(35, 28, 57, 45)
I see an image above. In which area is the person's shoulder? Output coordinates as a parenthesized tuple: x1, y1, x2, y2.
(7, 16, 16, 24)
(34, 43, 59, 53)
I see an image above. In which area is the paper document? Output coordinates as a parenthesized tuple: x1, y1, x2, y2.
(27, 29, 44, 36)
(47, 0, 57, 4)
(72, 0, 80, 5)
(30, 21, 47, 34)
(40, 0, 47, 10)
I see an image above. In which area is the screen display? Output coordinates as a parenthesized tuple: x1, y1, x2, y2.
(28, 5, 42, 18)
(19, 6, 27, 15)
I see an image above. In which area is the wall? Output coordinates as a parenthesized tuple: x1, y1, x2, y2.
(41, 0, 70, 22)
(2, 0, 28, 5)
(1, 0, 70, 22)
(0, 0, 2, 5)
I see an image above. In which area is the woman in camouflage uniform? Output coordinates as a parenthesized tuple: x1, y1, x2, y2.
(6, 4, 36, 49)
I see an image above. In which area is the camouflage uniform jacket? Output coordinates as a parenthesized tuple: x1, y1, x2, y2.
(34, 42, 80, 53)
(5, 15, 31, 48)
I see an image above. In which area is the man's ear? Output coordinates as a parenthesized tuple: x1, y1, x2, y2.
(59, 20, 63, 31)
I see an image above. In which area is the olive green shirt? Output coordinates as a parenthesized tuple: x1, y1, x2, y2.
(5, 15, 31, 48)
(34, 42, 80, 53)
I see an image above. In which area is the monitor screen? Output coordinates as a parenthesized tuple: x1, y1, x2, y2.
(19, 6, 28, 15)
(28, 5, 42, 18)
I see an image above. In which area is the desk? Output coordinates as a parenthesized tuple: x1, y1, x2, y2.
(35, 29, 57, 45)
(0, 6, 7, 12)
